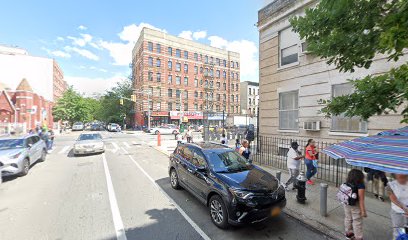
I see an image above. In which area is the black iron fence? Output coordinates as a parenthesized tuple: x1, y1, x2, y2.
(252, 135, 365, 188)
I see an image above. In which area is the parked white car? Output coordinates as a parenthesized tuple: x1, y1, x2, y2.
(150, 126, 179, 135)
(72, 122, 85, 131)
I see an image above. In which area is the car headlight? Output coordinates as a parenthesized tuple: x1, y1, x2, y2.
(74, 144, 82, 149)
(229, 188, 254, 200)
(9, 152, 23, 159)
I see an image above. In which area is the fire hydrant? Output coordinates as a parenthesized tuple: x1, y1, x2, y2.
(295, 171, 307, 204)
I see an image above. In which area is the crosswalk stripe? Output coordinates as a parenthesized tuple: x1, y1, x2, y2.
(122, 142, 130, 148)
(58, 146, 70, 154)
(111, 142, 119, 153)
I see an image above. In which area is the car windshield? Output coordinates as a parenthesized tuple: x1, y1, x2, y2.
(73, 122, 83, 126)
(0, 139, 25, 150)
(78, 134, 102, 141)
(206, 150, 251, 173)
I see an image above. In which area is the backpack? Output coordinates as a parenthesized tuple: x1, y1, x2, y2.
(337, 183, 358, 206)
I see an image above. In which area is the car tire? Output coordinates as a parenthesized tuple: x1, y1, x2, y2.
(20, 158, 30, 176)
(209, 195, 229, 229)
(39, 149, 47, 162)
(170, 168, 181, 190)
(155, 130, 160, 135)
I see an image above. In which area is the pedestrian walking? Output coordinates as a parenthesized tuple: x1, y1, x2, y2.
(341, 169, 367, 240)
(239, 139, 251, 162)
(221, 134, 228, 145)
(366, 168, 388, 201)
(176, 133, 183, 145)
(284, 141, 304, 191)
(185, 127, 193, 143)
(385, 174, 408, 239)
(305, 139, 318, 185)
(48, 130, 55, 150)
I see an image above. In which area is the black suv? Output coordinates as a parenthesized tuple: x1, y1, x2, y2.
(168, 142, 286, 228)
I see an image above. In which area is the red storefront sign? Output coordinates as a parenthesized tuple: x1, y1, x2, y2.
(150, 111, 169, 117)
(169, 111, 203, 120)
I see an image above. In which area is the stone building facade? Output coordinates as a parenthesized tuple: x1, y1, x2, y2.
(257, 0, 407, 142)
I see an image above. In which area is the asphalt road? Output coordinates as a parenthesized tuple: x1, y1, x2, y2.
(0, 131, 330, 240)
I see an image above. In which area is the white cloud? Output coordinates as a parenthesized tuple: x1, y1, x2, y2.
(193, 30, 207, 40)
(64, 46, 99, 61)
(89, 66, 108, 72)
(208, 36, 259, 82)
(178, 31, 193, 40)
(78, 25, 87, 31)
(99, 23, 166, 66)
(42, 47, 71, 58)
(56, 37, 64, 41)
(65, 75, 124, 96)
(67, 33, 93, 47)
(178, 30, 207, 40)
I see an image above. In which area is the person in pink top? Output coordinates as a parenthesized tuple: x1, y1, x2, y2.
(305, 139, 318, 185)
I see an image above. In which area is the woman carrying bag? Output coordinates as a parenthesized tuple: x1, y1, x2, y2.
(305, 139, 318, 185)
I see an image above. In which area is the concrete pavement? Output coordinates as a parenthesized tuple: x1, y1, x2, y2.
(0, 131, 330, 240)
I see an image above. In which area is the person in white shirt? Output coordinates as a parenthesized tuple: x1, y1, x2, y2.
(285, 142, 304, 191)
(386, 174, 408, 239)
(220, 134, 228, 145)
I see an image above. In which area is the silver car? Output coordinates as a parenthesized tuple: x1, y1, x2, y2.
(73, 133, 105, 156)
(0, 135, 47, 177)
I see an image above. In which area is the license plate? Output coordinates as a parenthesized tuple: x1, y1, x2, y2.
(271, 207, 281, 216)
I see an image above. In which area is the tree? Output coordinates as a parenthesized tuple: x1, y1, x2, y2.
(290, 0, 408, 123)
(53, 87, 92, 124)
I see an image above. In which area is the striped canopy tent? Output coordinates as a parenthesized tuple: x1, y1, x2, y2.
(322, 126, 408, 174)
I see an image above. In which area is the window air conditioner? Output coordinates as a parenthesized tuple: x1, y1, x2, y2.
(303, 121, 320, 131)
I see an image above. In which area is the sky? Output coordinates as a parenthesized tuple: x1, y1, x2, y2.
(0, 0, 268, 96)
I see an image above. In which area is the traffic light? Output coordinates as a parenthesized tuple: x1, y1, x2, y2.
(119, 99, 124, 105)
(131, 94, 136, 102)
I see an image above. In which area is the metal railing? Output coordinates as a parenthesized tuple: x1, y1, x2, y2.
(252, 135, 363, 188)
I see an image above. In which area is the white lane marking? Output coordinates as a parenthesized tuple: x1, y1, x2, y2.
(122, 142, 131, 148)
(102, 153, 127, 240)
(111, 142, 119, 153)
(120, 147, 211, 240)
(58, 146, 70, 154)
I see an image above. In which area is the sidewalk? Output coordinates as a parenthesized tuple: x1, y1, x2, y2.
(259, 166, 392, 240)
(145, 135, 392, 239)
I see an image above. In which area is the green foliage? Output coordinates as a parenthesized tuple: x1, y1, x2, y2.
(290, 0, 408, 123)
(52, 79, 134, 125)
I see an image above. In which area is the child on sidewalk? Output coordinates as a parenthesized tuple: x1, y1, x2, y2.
(343, 169, 367, 240)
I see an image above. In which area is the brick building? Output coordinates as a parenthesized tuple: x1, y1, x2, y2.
(131, 28, 240, 127)
(0, 79, 53, 133)
(0, 45, 67, 133)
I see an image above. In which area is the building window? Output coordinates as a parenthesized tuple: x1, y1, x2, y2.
(194, 91, 198, 98)
(248, 88, 252, 95)
(184, 51, 188, 59)
(194, 66, 198, 74)
(279, 27, 299, 66)
(204, 80, 208, 87)
(148, 42, 153, 51)
(176, 63, 181, 72)
(194, 53, 198, 61)
(231, 84, 234, 91)
(168, 75, 172, 84)
(204, 68, 208, 76)
(194, 78, 198, 87)
(148, 57, 153, 66)
(168, 89, 172, 97)
(216, 70, 220, 78)
(176, 49, 181, 58)
(235, 83, 238, 91)
(279, 90, 299, 130)
(216, 58, 220, 66)
(216, 94, 220, 101)
(168, 47, 172, 56)
(331, 83, 367, 133)
(168, 60, 172, 69)
(156, 43, 161, 53)
(200, 67, 203, 73)
(148, 71, 153, 81)
(205, 55, 208, 63)
(231, 61, 234, 68)
(223, 83, 226, 90)
(156, 73, 161, 82)
(223, 94, 226, 101)
(223, 59, 226, 67)
(184, 90, 188, 100)
(184, 103, 188, 111)
(176, 76, 181, 85)
(184, 64, 188, 73)
(210, 57, 213, 63)
(236, 95, 238, 102)
(168, 102, 172, 111)
(231, 72, 234, 79)
(249, 98, 252, 105)
(236, 73, 239, 80)
(210, 69, 213, 77)
(223, 71, 226, 79)
(231, 106, 234, 113)
(156, 59, 161, 67)
(236, 106, 239, 114)
(216, 105, 220, 111)
(200, 92, 203, 99)
(236, 62, 239, 68)
(194, 104, 198, 111)
(184, 77, 188, 86)
(176, 89, 181, 98)
(216, 82, 220, 89)
(231, 95, 234, 102)
(200, 104, 203, 110)
(176, 103, 180, 111)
